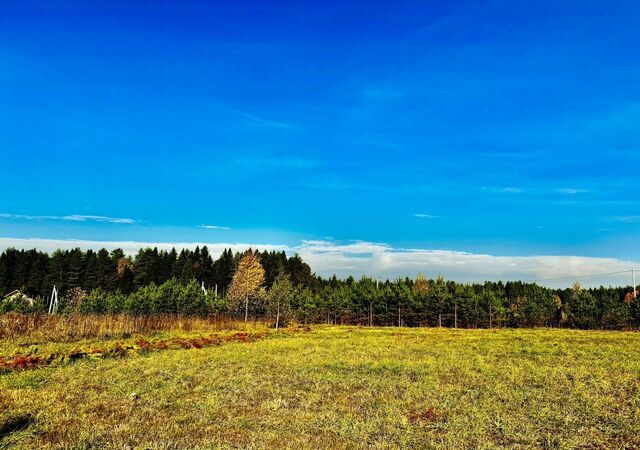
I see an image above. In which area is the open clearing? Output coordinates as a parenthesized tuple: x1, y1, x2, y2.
(2, 326, 640, 449)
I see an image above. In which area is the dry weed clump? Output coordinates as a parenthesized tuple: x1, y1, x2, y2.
(0, 325, 312, 372)
(0, 313, 244, 343)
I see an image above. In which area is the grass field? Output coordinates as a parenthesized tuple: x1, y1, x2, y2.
(1, 325, 640, 449)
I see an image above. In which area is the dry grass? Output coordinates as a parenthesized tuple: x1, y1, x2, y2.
(0, 330, 279, 372)
(0, 313, 244, 344)
(1, 326, 640, 449)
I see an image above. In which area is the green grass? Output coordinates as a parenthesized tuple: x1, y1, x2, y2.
(2, 326, 640, 449)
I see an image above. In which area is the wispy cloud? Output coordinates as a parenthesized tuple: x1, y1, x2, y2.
(413, 213, 438, 219)
(483, 186, 592, 196)
(482, 187, 524, 194)
(199, 224, 231, 230)
(302, 180, 354, 190)
(224, 106, 294, 130)
(236, 111, 293, 129)
(556, 188, 589, 195)
(611, 215, 640, 223)
(359, 88, 405, 100)
(0, 213, 136, 224)
(231, 157, 316, 169)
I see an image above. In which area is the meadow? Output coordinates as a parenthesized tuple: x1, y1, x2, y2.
(1, 321, 639, 449)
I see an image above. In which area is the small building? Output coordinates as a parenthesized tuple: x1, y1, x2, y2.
(2, 290, 36, 307)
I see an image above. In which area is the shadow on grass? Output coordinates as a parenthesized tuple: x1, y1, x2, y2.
(0, 414, 34, 441)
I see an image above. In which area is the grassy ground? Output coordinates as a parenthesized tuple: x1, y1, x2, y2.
(1, 326, 639, 449)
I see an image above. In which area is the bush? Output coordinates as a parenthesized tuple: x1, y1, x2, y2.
(79, 288, 109, 314)
(154, 278, 181, 314)
(106, 292, 127, 314)
(177, 279, 208, 315)
(124, 284, 157, 315)
(76, 279, 211, 316)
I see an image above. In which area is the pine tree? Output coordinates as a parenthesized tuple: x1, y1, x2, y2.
(286, 254, 313, 286)
(212, 248, 235, 294)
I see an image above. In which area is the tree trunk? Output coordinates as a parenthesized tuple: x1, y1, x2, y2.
(275, 299, 280, 330)
(244, 295, 249, 323)
(438, 314, 442, 327)
(398, 305, 401, 327)
(489, 304, 493, 329)
(454, 303, 458, 329)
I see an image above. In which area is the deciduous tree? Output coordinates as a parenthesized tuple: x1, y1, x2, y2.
(266, 271, 293, 329)
(228, 251, 265, 322)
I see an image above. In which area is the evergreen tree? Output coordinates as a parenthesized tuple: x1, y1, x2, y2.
(212, 248, 235, 294)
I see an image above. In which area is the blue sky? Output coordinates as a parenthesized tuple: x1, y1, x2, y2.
(1, 0, 640, 284)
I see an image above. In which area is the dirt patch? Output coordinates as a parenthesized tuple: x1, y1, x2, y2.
(408, 406, 444, 424)
(0, 327, 310, 372)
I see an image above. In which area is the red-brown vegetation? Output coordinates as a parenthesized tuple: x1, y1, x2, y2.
(0, 327, 305, 372)
(408, 406, 442, 424)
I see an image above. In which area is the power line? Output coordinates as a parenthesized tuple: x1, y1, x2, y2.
(524, 269, 632, 283)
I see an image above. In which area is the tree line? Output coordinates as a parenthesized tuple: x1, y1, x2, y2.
(0, 246, 313, 298)
(1, 247, 638, 329)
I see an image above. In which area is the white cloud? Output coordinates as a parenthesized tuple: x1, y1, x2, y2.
(231, 157, 316, 169)
(0, 213, 136, 224)
(297, 241, 638, 287)
(299, 240, 391, 254)
(199, 225, 231, 230)
(556, 188, 589, 195)
(0, 237, 637, 288)
(482, 187, 591, 196)
(413, 213, 438, 218)
(0, 237, 287, 256)
(225, 107, 294, 130)
(611, 215, 640, 223)
(482, 187, 524, 194)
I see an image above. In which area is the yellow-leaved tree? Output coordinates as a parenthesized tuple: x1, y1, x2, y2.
(228, 251, 265, 322)
(413, 273, 430, 297)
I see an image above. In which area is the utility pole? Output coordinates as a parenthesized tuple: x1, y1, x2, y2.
(489, 303, 493, 329)
(372, 277, 380, 326)
(454, 301, 458, 329)
(48, 285, 58, 315)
